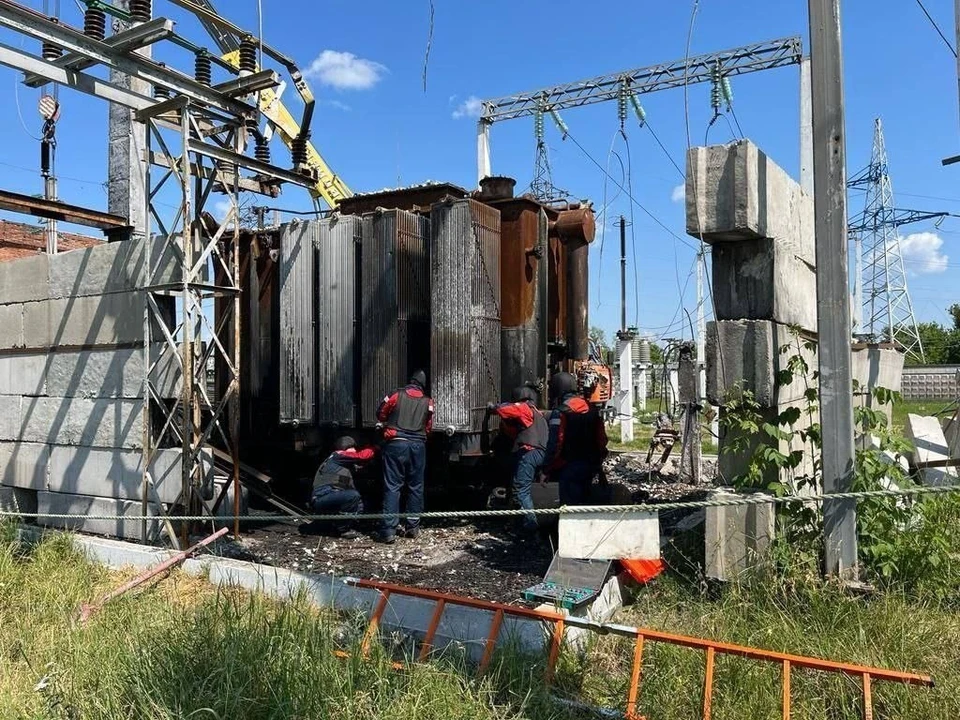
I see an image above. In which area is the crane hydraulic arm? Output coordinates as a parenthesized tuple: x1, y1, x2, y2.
(168, 0, 352, 207)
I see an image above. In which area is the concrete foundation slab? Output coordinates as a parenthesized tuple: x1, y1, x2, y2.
(0, 441, 48, 489)
(11, 397, 143, 448)
(21, 292, 145, 349)
(705, 488, 776, 581)
(36, 490, 159, 540)
(557, 511, 660, 560)
(905, 414, 958, 487)
(0, 486, 38, 520)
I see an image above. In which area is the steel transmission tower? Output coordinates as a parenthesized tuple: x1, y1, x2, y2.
(847, 118, 946, 361)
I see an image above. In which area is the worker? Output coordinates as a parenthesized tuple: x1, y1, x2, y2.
(309, 435, 376, 539)
(543, 371, 608, 506)
(376, 370, 434, 544)
(486, 385, 548, 532)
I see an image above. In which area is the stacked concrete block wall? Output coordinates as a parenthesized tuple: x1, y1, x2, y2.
(689, 140, 818, 492)
(0, 238, 189, 539)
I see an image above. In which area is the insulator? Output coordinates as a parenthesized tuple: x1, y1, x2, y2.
(534, 109, 545, 142)
(549, 108, 568, 138)
(629, 95, 646, 127)
(41, 40, 62, 61)
(254, 137, 271, 164)
(194, 53, 212, 86)
(129, 0, 151, 23)
(617, 84, 628, 127)
(290, 134, 309, 167)
(153, 84, 169, 99)
(239, 35, 257, 73)
(83, 6, 106, 41)
(721, 76, 734, 108)
(710, 81, 721, 113)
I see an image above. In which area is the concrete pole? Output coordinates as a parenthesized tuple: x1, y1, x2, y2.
(618, 337, 634, 442)
(636, 364, 647, 412)
(620, 216, 627, 331)
(477, 119, 491, 184)
(678, 342, 702, 484)
(107, 0, 149, 241)
(800, 56, 814, 198)
(44, 175, 57, 254)
(809, 0, 858, 580)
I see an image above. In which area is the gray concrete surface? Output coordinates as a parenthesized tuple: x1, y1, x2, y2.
(36, 490, 159, 540)
(0, 254, 48, 305)
(0, 485, 38, 518)
(906, 414, 958, 487)
(0, 441, 48, 489)
(705, 488, 776, 581)
(851, 344, 904, 427)
(0, 305, 23, 350)
(20, 292, 146, 349)
(3, 396, 143, 448)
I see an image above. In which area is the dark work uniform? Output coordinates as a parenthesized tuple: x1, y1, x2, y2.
(376, 384, 434, 539)
(491, 400, 548, 529)
(310, 447, 375, 534)
(543, 394, 608, 506)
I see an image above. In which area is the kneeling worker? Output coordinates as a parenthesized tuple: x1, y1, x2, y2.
(309, 436, 376, 539)
(543, 372, 608, 506)
(487, 385, 548, 532)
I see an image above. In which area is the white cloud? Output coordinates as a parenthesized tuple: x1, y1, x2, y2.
(323, 99, 352, 112)
(452, 95, 483, 120)
(304, 50, 386, 90)
(899, 232, 948, 274)
(671, 184, 685, 203)
(212, 199, 233, 221)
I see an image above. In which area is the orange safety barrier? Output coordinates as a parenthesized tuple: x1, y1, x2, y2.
(347, 578, 934, 720)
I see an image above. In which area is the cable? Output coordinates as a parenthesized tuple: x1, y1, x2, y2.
(682, 0, 700, 150)
(14, 75, 41, 142)
(623, 132, 641, 327)
(915, 0, 958, 57)
(645, 119, 685, 179)
(729, 105, 746, 139)
(565, 128, 698, 252)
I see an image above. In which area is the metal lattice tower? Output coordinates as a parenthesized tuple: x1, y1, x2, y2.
(848, 118, 946, 362)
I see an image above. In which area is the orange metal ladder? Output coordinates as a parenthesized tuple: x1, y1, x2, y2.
(347, 578, 933, 720)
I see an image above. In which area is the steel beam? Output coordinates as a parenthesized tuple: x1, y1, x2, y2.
(148, 151, 280, 196)
(0, 1, 252, 117)
(23, 17, 174, 87)
(480, 36, 803, 122)
(214, 69, 281, 97)
(187, 138, 314, 188)
(0, 42, 152, 110)
(0, 189, 129, 231)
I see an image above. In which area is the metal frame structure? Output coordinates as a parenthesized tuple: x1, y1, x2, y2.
(476, 36, 804, 181)
(0, 0, 314, 545)
(848, 118, 947, 361)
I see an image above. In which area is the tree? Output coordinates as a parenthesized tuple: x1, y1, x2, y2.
(589, 326, 608, 351)
(949, 303, 960, 330)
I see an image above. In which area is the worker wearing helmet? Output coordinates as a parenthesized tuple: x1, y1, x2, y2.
(375, 370, 434, 543)
(309, 435, 376, 539)
(486, 384, 548, 532)
(543, 371, 608, 505)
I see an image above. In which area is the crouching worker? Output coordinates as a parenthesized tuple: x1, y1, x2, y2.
(487, 385, 547, 532)
(309, 436, 376, 539)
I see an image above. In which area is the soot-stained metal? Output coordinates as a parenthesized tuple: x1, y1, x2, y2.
(278, 220, 316, 425)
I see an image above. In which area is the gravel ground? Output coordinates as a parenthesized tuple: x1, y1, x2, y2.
(215, 450, 719, 603)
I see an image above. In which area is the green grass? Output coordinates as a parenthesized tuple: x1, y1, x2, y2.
(607, 415, 718, 455)
(891, 397, 957, 436)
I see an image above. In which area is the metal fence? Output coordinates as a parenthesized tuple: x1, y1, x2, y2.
(901, 365, 960, 400)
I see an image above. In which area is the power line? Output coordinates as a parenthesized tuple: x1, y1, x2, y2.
(914, 0, 958, 57)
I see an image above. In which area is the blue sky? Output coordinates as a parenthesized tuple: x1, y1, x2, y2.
(2, 0, 960, 344)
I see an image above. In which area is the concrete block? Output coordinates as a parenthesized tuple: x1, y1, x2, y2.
(0, 441, 48, 489)
(21, 292, 145, 349)
(0, 396, 20, 441)
(686, 140, 814, 264)
(943, 414, 960, 458)
(14, 397, 143, 448)
(0, 305, 23, 349)
(705, 488, 776, 581)
(558, 511, 660, 560)
(706, 320, 814, 407)
(905, 414, 957, 487)
(0, 486, 38, 520)
(45, 446, 195, 504)
(0, 353, 45, 395)
(47, 237, 184, 299)
(852, 344, 904, 427)
(36, 490, 159, 540)
(710, 239, 818, 332)
(0, 253, 48, 305)
(45, 346, 179, 399)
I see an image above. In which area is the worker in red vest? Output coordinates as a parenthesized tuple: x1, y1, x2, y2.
(309, 436, 376, 539)
(487, 385, 548, 532)
(543, 372, 608, 506)
(376, 370, 434, 543)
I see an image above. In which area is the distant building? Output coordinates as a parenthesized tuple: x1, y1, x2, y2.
(0, 220, 101, 262)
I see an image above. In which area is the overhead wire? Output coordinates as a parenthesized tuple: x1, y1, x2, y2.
(622, 130, 641, 328)
(914, 0, 958, 57)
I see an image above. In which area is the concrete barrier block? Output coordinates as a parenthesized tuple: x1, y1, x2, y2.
(558, 511, 660, 560)
(686, 140, 814, 262)
(0, 396, 21, 441)
(706, 320, 814, 407)
(0, 305, 23, 349)
(36, 490, 159, 540)
(16, 397, 143, 448)
(705, 488, 776, 581)
(0, 486, 38, 520)
(21, 292, 145, 349)
(0, 253, 48, 305)
(906, 414, 958, 487)
(45, 346, 178, 399)
(46, 446, 191, 504)
(852, 344, 904, 428)
(0, 441, 48, 489)
(0, 354, 45, 395)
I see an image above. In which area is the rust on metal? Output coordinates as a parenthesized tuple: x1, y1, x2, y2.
(418, 598, 446, 661)
(0, 188, 129, 233)
(626, 633, 645, 719)
(550, 206, 597, 245)
(545, 618, 565, 685)
(478, 608, 505, 676)
(361, 589, 391, 657)
(338, 182, 467, 215)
